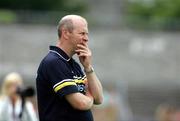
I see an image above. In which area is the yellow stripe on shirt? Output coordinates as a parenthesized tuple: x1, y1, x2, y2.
(74, 79, 86, 84)
(54, 82, 77, 92)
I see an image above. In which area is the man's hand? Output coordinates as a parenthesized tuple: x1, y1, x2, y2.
(75, 43, 92, 69)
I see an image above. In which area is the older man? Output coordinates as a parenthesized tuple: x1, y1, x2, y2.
(36, 15, 103, 121)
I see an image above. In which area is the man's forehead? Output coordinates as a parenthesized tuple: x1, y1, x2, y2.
(73, 18, 87, 26)
(73, 20, 88, 31)
(74, 26, 88, 33)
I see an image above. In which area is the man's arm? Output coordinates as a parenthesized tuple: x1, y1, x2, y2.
(84, 66, 103, 104)
(65, 90, 93, 110)
(76, 44, 103, 105)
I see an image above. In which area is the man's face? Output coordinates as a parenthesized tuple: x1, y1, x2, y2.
(70, 20, 89, 51)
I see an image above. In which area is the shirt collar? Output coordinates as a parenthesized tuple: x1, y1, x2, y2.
(49, 46, 71, 61)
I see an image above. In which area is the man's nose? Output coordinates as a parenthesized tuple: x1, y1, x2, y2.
(83, 34, 88, 42)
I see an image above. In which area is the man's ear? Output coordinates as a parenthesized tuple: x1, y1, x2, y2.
(62, 29, 70, 40)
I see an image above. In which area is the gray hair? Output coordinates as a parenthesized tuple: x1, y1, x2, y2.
(57, 17, 74, 38)
(57, 15, 87, 38)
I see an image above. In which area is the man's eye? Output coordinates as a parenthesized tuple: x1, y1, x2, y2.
(80, 32, 88, 35)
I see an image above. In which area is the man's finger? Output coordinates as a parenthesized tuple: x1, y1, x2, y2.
(75, 49, 88, 54)
(80, 41, 88, 47)
(78, 53, 89, 57)
(77, 44, 88, 50)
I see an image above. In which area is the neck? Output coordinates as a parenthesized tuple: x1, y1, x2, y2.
(10, 95, 18, 106)
(56, 39, 75, 58)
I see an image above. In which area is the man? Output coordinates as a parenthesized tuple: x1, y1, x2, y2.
(36, 15, 103, 121)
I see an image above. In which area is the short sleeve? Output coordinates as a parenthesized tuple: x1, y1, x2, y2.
(46, 59, 79, 98)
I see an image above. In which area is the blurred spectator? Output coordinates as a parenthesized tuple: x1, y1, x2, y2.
(0, 72, 38, 121)
(155, 104, 176, 121)
(172, 109, 180, 121)
(92, 91, 119, 121)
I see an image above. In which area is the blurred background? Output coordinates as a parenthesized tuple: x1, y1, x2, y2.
(0, 0, 180, 120)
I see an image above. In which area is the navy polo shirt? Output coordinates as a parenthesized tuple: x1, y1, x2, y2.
(36, 46, 93, 121)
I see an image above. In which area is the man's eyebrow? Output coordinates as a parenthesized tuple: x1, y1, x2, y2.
(79, 32, 88, 34)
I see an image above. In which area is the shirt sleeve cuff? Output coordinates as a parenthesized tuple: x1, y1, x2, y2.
(56, 85, 79, 98)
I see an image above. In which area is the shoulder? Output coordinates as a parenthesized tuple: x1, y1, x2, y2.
(40, 52, 66, 69)
(43, 52, 60, 64)
(38, 52, 72, 76)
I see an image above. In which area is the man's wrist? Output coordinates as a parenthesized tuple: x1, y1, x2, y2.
(84, 66, 94, 74)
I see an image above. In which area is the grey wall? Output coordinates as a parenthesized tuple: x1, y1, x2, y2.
(0, 24, 180, 120)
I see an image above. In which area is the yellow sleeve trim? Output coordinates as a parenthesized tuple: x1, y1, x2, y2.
(54, 82, 77, 92)
(74, 79, 85, 84)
